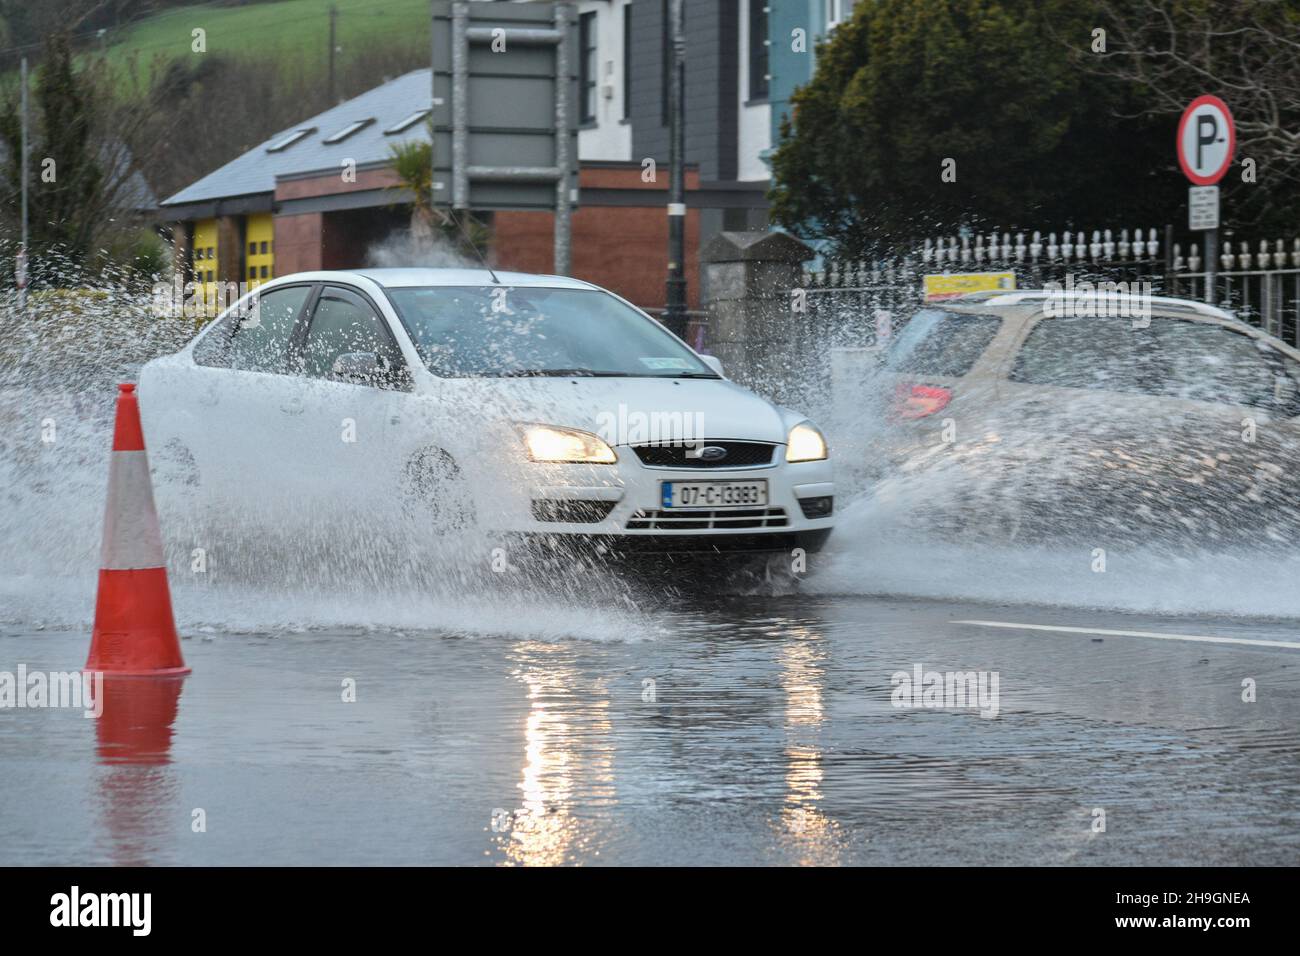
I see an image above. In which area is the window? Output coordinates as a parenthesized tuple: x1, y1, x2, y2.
(301, 287, 404, 386)
(384, 286, 716, 379)
(623, 4, 632, 120)
(384, 108, 430, 135)
(322, 118, 374, 145)
(260, 241, 268, 255)
(228, 285, 310, 374)
(827, 0, 856, 29)
(193, 314, 238, 368)
(1010, 314, 1300, 411)
(748, 0, 769, 101)
(266, 128, 314, 153)
(886, 310, 1002, 377)
(579, 11, 598, 125)
(248, 242, 256, 256)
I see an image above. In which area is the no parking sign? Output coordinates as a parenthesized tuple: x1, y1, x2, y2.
(1177, 95, 1234, 303)
(1177, 94, 1235, 186)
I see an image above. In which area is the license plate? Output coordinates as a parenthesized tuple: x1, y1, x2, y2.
(662, 480, 768, 509)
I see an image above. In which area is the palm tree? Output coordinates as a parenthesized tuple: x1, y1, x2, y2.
(386, 126, 490, 261)
(387, 137, 437, 248)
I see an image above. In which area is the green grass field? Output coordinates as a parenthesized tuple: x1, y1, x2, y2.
(89, 0, 430, 85)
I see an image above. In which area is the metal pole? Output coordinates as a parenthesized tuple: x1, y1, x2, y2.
(18, 56, 28, 311)
(328, 5, 338, 103)
(451, 2, 469, 211)
(1205, 227, 1218, 306)
(553, 2, 572, 276)
(663, 0, 687, 338)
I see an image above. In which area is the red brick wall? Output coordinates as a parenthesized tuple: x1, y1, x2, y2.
(275, 167, 402, 201)
(267, 163, 703, 308)
(493, 165, 703, 310)
(273, 212, 325, 274)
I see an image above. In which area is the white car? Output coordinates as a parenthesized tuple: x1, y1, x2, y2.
(139, 268, 835, 563)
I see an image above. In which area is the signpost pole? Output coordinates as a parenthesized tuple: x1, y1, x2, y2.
(1204, 225, 1217, 306)
(18, 56, 29, 311)
(663, 0, 687, 339)
(553, 2, 572, 276)
(1177, 94, 1234, 308)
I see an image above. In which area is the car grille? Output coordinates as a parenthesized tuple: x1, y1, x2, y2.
(632, 441, 775, 469)
(625, 508, 788, 531)
(531, 499, 617, 523)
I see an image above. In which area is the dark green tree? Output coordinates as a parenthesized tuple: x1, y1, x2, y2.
(768, 0, 1190, 256)
(0, 32, 104, 258)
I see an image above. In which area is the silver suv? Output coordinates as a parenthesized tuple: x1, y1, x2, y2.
(832, 291, 1300, 547)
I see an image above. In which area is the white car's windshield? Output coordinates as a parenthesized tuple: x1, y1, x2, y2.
(384, 286, 717, 379)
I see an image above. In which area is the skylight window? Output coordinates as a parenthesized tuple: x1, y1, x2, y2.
(323, 118, 375, 144)
(384, 109, 431, 135)
(266, 127, 315, 153)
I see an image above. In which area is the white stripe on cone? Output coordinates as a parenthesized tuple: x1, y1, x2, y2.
(100, 450, 166, 570)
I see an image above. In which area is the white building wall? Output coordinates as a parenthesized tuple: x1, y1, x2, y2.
(737, 1, 772, 182)
(575, 0, 633, 162)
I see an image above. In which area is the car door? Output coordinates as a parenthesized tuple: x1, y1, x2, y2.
(289, 284, 411, 513)
(183, 282, 317, 509)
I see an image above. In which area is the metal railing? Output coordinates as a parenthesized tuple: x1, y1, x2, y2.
(795, 227, 1300, 348)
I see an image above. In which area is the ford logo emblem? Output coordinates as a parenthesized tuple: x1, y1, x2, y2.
(699, 446, 728, 461)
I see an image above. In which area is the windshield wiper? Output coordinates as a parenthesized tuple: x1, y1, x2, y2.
(492, 368, 632, 377)
(645, 372, 720, 379)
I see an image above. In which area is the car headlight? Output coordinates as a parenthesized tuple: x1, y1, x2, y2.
(520, 424, 617, 464)
(785, 421, 828, 462)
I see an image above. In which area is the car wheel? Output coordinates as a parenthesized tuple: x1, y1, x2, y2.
(401, 447, 476, 532)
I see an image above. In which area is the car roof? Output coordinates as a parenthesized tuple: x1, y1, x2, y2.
(930, 288, 1300, 364)
(941, 288, 1237, 321)
(348, 267, 599, 290)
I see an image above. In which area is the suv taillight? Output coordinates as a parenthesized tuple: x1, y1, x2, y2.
(893, 383, 952, 420)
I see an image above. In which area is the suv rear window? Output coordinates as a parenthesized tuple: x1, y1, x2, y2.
(884, 309, 1002, 377)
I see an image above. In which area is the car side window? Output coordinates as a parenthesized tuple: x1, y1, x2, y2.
(228, 285, 311, 374)
(1009, 314, 1147, 392)
(192, 313, 237, 368)
(1011, 314, 1293, 411)
(300, 287, 406, 388)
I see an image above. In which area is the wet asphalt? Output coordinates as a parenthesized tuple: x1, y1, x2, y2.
(2, 592, 1297, 866)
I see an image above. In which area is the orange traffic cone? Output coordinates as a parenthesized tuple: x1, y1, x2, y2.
(85, 384, 190, 676)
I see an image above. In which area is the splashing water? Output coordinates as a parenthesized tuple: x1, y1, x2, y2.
(6, 263, 1300, 632)
(0, 271, 661, 641)
(812, 303, 1300, 619)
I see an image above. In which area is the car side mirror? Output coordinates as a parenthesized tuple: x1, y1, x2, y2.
(701, 355, 724, 377)
(331, 351, 382, 384)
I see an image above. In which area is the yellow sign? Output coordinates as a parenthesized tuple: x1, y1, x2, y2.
(923, 272, 1016, 301)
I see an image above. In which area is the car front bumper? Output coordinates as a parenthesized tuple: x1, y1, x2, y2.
(476, 445, 835, 554)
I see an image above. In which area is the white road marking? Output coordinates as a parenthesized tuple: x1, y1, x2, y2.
(951, 620, 1300, 651)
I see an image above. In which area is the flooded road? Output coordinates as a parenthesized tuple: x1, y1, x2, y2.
(5, 294, 1300, 867)
(3, 593, 1298, 866)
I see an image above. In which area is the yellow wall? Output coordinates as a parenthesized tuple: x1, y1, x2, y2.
(192, 219, 218, 298)
(245, 213, 275, 288)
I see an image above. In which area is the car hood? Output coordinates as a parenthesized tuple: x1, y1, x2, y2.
(438, 375, 794, 444)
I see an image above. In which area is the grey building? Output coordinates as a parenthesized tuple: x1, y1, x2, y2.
(525, 0, 773, 240)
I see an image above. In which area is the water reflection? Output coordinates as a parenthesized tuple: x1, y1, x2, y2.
(499, 642, 615, 866)
(777, 627, 842, 864)
(93, 675, 185, 865)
